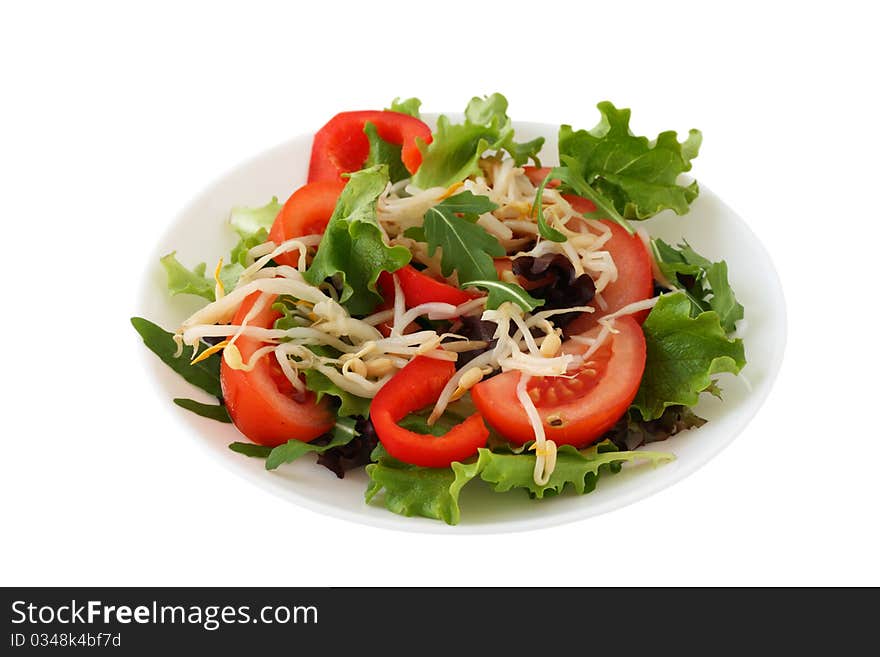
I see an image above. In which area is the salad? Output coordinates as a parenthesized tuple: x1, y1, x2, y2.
(133, 94, 746, 525)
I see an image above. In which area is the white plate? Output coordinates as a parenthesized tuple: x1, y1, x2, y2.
(136, 118, 786, 534)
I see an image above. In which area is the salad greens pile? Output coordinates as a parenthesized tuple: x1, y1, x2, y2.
(133, 93, 747, 525)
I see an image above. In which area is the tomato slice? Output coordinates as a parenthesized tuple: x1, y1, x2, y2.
(522, 167, 652, 327)
(268, 180, 346, 268)
(567, 219, 653, 330)
(308, 111, 433, 183)
(371, 356, 489, 467)
(220, 292, 335, 447)
(470, 316, 646, 448)
(523, 166, 554, 187)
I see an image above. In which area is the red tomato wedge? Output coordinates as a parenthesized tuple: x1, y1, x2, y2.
(268, 180, 346, 268)
(220, 292, 335, 447)
(308, 111, 433, 183)
(523, 166, 598, 213)
(523, 166, 554, 187)
(470, 316, 646, 448)
(371, 356, 489, 467)
(567, 219, 653, 330)
(522, 167, 652, 327)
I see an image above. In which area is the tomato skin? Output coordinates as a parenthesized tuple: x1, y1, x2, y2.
(220, 292, 335, 447)
(567, 219, 653, 330)
(524, 166, 554, 187)
(371, 356, 489, 467)
(308, 111, 433, 183)
(470, 316, 646, 448)
(268, 180, 346, 268)
(524, 166, 599, 214)
(523, 167, 652, 327)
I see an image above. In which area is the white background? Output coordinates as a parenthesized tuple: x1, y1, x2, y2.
(2, 1, 878, 586)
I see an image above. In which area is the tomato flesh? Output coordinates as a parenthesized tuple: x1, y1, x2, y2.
(567, 219, 653, 330)
(220, 292, 334, 447)
(522, 167, 653, 327)
(269, 180, 346, 268)
(371, 356, 489, 467)
(308, 111, 433, 183)
(470, 316, 646, 448)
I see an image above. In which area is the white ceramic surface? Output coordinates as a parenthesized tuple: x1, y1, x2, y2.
(136, 118, 787, 533)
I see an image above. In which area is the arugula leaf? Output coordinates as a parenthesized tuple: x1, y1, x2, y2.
(265, 417, 359, 471)
(131, 317, 222, 398)
(477, 441, 672, 499)
(387, 97, 422, 118)
(530, 174, 568, 242)
(632, 292, 746, 420)
(173, 398, 231, 423)
(559, 101, 701, 220)
(412, 93, 544, 188)
(462, 279, 544, 312)
(404, 191, 503, 284)
(652, 239, 744, 333)
(536, 165, 635, 236)
(304, 165, 411, 315)
(364, 122, 409, 183)
(365, 446, 488, 525)
(229, 442, 272, 458)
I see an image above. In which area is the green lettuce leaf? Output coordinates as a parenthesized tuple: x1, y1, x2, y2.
(159, 253, 216, 301)
(365, 440, 673, 524)
(131, 317, 222, 398)
(559, 101, 701, 220)
(304, 165, 411, 315)
(364, 122, 409, 183)
(270, 296, 311, 331)
(412, 93, 544, 188)
(462, 279, 544, 312)
(228, 196, 281, 242)
(404, 191, 504, 284)
(226, 197, 283, 275)
(476, 441, 672, 499)
(652, 239, 744, 333)
(160, 197, 282, 301)
(387, 97, 422, 118)
(632, 292, 746, 420)
(172, 398, 231, 423)
(365, 446, 487, 525)
(265, 417, 359, 471)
